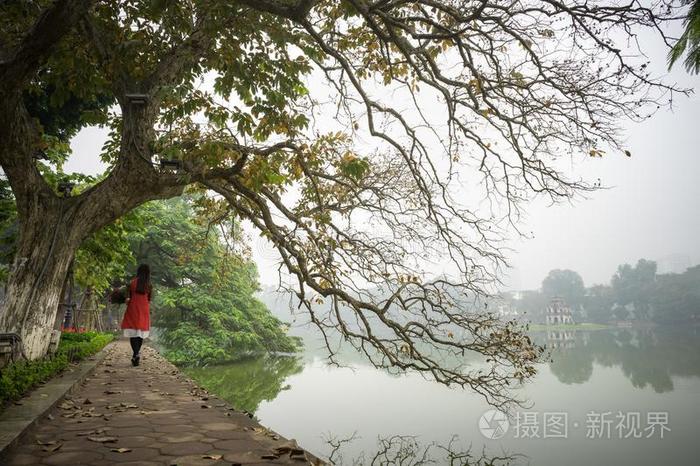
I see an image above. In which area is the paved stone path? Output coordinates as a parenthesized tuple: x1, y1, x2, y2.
(3, 340, 322, 466)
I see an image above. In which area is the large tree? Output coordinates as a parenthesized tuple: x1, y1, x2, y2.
(541, 269, 585, 308)
(611, 258, 658, 319)
(134, 197, 300, 364)
(669, 0, 700, 74)
(0, 0, 689, 407)
(652, 265, 700, 324)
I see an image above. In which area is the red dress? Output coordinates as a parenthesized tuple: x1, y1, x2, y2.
(120, 278, 151, 335)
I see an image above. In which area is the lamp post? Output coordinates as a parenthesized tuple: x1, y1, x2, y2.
(61, 262, 76, 331)
(57, 180, 75, 330)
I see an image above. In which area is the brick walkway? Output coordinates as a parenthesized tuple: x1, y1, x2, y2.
(3, 340, 322, 466)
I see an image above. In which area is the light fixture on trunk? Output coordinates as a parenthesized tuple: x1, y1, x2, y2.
(57, 181, 74, 197)
(125, 93, 149, 105)
(159, 158, 183, 172)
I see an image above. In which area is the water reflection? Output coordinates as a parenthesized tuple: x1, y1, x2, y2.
(326, 434, 517, 466)
(543, 327, 700, 392)
(187, 327, 700, 413)
(184, 355, 304, 412)
(184, 327, 700, 465)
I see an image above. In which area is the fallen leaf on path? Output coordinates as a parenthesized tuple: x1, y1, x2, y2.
(42, 442, 63, 452)
(36, 440, 58, 446)
(77, 427, 109, 436)
(274, 440, 300, 455)
(202, 454, 223, 460)
(290, 449, 308, 461)
(87, 436, 118, 443)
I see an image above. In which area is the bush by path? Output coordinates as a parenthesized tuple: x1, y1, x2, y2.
(0, 331, 113, 408)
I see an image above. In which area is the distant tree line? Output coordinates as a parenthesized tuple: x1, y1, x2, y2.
(504, 259, 700, 324)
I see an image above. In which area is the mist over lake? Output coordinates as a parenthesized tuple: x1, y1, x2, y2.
(184, 323, 700, 465)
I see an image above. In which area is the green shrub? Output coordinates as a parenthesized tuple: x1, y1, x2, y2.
(147, 199, 301, 366)
(0, 332, 114, 408)
(59, 332, 113, 361)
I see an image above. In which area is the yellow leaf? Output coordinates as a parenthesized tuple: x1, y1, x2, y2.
(110, 448, 132, 453)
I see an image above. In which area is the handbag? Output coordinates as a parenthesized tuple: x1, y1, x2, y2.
(109, 286, 127, 304)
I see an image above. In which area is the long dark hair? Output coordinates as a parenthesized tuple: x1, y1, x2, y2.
(135, 264, 151, 294)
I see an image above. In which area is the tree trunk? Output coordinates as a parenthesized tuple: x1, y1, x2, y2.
(0, 200, 80, 360)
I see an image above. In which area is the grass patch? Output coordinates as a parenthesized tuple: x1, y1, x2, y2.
(0, 331, 114, 408)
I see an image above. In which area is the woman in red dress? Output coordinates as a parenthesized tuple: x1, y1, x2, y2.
(120, 264, 152, 366)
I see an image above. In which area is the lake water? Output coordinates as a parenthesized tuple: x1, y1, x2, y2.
(184, 326, 700, 465)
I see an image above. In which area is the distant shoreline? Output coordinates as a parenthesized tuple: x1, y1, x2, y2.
(527, 323, 610, 331)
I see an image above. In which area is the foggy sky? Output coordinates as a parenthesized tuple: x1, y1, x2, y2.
(65, 30, 700, 292)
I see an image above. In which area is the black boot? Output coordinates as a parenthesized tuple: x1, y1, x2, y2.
(129, 337, 143, 366)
